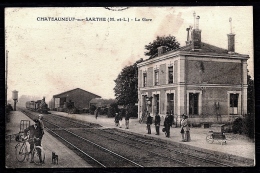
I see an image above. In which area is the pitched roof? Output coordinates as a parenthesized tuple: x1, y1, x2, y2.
(163, 42, 243, 56)
(53, 88, 101, 98)
(141, 42, 248, 64)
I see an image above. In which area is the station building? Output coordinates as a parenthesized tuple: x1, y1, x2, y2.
(49, 88, 101, 110)
(137, 16, 249, 124)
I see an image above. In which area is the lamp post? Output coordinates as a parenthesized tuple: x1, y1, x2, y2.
(146, 96, 153, 113)
(12, 90, 18, 111)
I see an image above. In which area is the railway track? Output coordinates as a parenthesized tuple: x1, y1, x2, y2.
(71, 128, 240, 167)
(19, 108, 254, 167)
(20, 109, 143, 167)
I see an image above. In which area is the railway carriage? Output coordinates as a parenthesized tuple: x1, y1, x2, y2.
(26, 101, 36, 110)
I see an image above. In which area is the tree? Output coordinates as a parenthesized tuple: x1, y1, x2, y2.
(144, 35, 180, 59)
(114, 63, 138, 106)
(247, 73, 254, 115)
(241, 73, 254, 139)
(107, 102, 119, 117)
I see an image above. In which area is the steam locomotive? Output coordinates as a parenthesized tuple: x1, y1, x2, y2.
(26, 97, 49, 114)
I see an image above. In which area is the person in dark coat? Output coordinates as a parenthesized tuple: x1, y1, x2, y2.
(146, 113, 153, 134)
(164, 112, 171, 137)
(169, 112, 174, 127)
(154, 114, 161, 135)
(24, 119, 44, 163)
(114, 113, 119, 127)
(95, 107, 99, 119)
(38, 114, 45, 136)
(125, 111, 130, 129)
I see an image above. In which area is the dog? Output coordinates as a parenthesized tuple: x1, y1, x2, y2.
(52, 152, 58, 164)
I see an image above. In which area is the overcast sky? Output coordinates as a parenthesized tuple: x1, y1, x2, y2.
(5, 6, 253, 102)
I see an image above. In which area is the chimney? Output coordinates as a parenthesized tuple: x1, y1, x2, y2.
(192, 15, 202, 50)
(157, 46, 166, 56)
(227, 17, 235, 53)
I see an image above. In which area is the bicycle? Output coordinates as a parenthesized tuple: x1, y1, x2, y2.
(15, 135, 45, 165)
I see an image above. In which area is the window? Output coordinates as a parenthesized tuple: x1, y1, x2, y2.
(189, 93, 199, 115)
(143, 73, 147, 87)
(167, 93, 174, 114)
(154, 94, 159, 114)
(155, 71, 159, 85)
(168, 66, 173, 84)
(230, 93, 239, 114)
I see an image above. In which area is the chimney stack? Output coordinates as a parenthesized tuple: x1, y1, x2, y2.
(192, 15, 202, 50)
(157, 46, 166, 56)
(227, 17, 235, 53)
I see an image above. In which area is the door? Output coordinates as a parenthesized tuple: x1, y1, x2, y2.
(167, 93, 174, 114)
(230, 93, 239, 115)
(154, 94, 159, 114)
(189, 93, 199, 115)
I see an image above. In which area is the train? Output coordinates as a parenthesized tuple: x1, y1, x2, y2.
(26, 97, 50, 114)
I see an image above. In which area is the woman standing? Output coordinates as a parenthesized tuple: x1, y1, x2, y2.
(180, 114, 191, 142)
(118, 111, 123, 128)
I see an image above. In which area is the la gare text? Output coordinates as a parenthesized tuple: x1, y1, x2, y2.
(36, 17, 152, 22)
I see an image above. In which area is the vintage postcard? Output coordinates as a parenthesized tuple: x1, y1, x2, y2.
(5, 6, 254, 168)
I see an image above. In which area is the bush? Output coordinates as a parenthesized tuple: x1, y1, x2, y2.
(232, 118, 243, 134)
(83, 108, 89, 114)
(6, 104, 13, 114)
(107, 102, 119, 117)
(99, 107, 108, 115)
(242, 113, 255, 139)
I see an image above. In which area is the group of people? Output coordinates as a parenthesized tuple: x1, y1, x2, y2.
(114, 111, 130, 129)
(146, 112, 191, 142)
(23, 114, 45, 163)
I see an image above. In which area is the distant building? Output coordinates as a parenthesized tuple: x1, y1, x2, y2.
(49, 88, 101, 110)
(137, 15, 249, 124)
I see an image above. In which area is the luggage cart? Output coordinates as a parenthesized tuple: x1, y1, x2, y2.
(206, 124, 227, 145)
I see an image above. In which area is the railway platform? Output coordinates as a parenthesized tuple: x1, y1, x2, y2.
(5, 110, 255, 168)
(49, 111, 255, 163)
(5, 111, 92, 168)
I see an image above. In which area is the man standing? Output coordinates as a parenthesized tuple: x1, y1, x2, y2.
(146, 113, 153, 134)
(154, 114, 161, 135)
(95, 107, 99, 119)
(38, 114, 44, 137)
(24, 119, 44, 163)
(164, 112, 171, 138)
(114, 113, 119, 127)
(125, 110, 130, 129)
(169, 112, 174, 127)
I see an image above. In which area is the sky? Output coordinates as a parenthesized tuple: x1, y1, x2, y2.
(5, 6, 253, 103)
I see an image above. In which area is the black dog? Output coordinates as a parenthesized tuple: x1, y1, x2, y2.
(52, 152, 58, 164)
